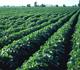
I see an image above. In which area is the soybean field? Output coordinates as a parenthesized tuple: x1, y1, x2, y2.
(0, 7, 80, 70)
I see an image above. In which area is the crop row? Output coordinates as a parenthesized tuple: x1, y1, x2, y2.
(67, 15, 80, 70)
(0, 14, 61, 38)
(0, 14, 58, 28)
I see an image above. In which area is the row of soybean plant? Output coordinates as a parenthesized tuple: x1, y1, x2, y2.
(67, 15, 80, 70)
(0, 15, 31, 37)
(0, 13, 58, 37)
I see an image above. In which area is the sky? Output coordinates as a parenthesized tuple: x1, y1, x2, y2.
(0, 0, 79, 6)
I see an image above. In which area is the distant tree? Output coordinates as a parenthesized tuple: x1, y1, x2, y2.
(6, 5, 10, 7)
(34, 2, 38, 7)
(22, 6, 25, 7)
(56, 5, 59, 7)
(78, 0, 80, 7)
(27, 4, 31, 7)
(63, 4, 66, 7)
(72, 5, 75, 7)
(72, 5, 77, 7)
(78, 4, 80, 7)
(74, 5, 77, 7)
(40, 4, 46, 7)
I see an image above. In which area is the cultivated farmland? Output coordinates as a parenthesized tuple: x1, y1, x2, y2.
(0, 7, 80, 70)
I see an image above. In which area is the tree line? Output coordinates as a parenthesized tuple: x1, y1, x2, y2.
(27, 2, 46, 7)
(27, 1, 80, 7)
(27, 2, 66, 7)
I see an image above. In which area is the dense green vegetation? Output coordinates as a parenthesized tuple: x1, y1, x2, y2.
(67, 15, 80, 70)
(0, 7, 78, 16)
(16, 10, 79, 70)
(0, 7, 80, 70)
